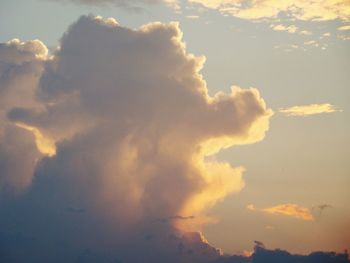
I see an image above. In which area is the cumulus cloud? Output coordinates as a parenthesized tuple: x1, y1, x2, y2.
(0, 15, 272, 262)
(279, 103, 342, 116)
(188, 0, 350, 21)
(247, 203, 314, 221)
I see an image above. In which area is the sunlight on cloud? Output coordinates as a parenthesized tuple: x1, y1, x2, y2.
(247, 203, 314, 221)
(263, 204, 314, 221)
(189, 0, 350, 21)
(15, 123, 56, 156)
(279, 103, 342, 117)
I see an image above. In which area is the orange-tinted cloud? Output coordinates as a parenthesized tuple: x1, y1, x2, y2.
(248, 203, 314, 221)
(279, 103, 341, 116)
(264, 204, 314, 221)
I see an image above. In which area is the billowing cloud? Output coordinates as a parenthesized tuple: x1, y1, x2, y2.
(0, 38, 48, 195)
(279, 103, 342, 116)
(263, 204, 314, 221)
(0, 15, 272, 262)
(247, 203, 314, 221)
(188, 0, 350, 21)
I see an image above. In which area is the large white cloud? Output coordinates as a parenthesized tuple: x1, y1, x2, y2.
(0, 15, 272, 262)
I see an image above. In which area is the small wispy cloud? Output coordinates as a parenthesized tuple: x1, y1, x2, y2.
(271, 24, 298, 33)
(186, 15, 200, 19)
(337, 25, 350, 31)
(279, 103, 342, 117)
(304, 40, 318, 46)
(247, 204, 256, 211)
(263, 204, 314, 221)
(247, 203, 314, 221)
(312, 204, 332, 219)
(299, 30, 312, 35)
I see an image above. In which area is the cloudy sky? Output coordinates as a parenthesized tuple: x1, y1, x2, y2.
(0, 0, 349, 262)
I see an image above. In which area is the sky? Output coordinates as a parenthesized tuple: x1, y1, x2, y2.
(0, 0, 350, 262)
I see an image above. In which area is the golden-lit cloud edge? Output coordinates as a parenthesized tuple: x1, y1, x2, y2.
(188, 0, 350, 22)
(14, 123, 56, 157)
(279, 103, 342, 117)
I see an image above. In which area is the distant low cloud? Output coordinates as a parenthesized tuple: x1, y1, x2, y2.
(213, 241, 350, 263)
(279, 103, 342, 117)
(188, 0, 350, 21)
(247, 203, 314, 221)
(250, 242, 349, 263)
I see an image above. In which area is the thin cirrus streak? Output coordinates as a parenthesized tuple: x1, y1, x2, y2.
(247, 203, 315, 221)
(279, 103, 342, 117)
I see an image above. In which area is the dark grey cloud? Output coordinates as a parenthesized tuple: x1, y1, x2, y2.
(250, 242, 349, 263)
